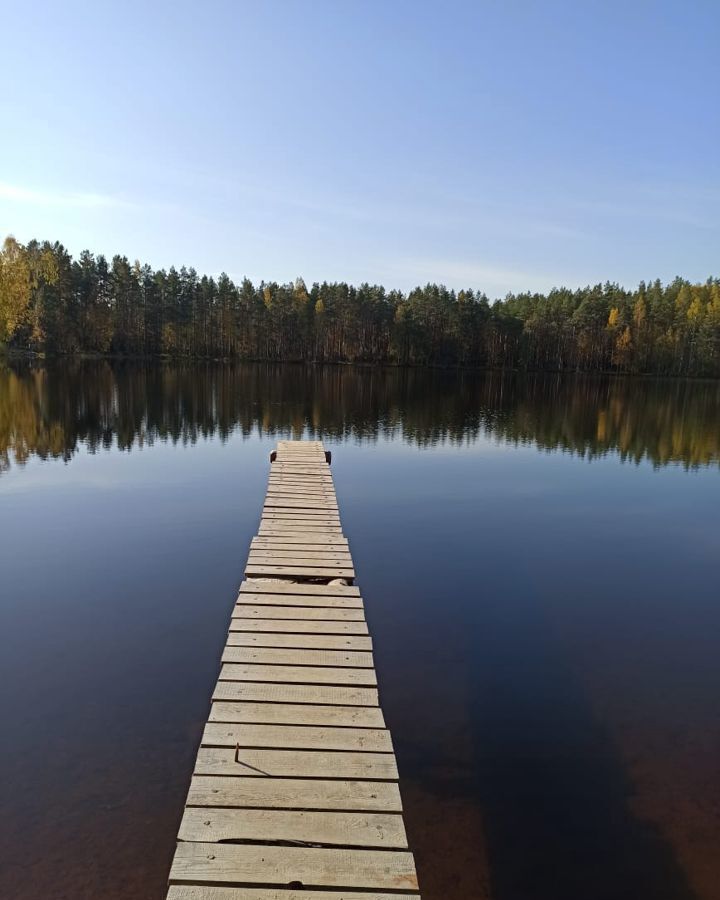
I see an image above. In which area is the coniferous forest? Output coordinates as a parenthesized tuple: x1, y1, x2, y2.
(2, 236, 720, 375)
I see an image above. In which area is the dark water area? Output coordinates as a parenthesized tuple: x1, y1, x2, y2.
(1, 361, 719, 900)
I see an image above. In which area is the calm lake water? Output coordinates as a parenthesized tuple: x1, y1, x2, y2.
(1, 362, 719, 900)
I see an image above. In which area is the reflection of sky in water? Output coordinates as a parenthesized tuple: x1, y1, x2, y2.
(0, 366, 718, 900)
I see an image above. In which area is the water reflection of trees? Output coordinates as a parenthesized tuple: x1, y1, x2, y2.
(1, 361, 718, 473)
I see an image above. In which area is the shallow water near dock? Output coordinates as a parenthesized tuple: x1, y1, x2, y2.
(1, 362, 719, 900)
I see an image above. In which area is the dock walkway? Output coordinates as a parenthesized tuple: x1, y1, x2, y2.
(167, 440, 420, 899)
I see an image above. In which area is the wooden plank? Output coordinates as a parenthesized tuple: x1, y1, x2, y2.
(236, 593, 362, 609)
(263, 503, 340, 513)
(250, 539, 350, 549)
(220, 646, 374, 668)
(186, 774, 402, 809)
(202, 722, 392, 752)
(258, 526, 344, 535)
(231, 605, 365, 621)
(169, 843, 418, 891)
(208, 701, 385, 728)
(178, 807, 407, 849)
(229, 619, 368, 635)
(218, 662, 376, 687)
(264, 495, 337, 503)
(266, 484, 335, 492)
(262, 506, 340, 528)
(245, 565, 355, 579)
(249, 544, 349, 555)
(247, 555, 353, 569)
(259, 520, 343, 528)
(258, 520, 342, 527)
(240, 580, 359, 596)
(263, 499, 339, 509)
(212, 680, 379, 707)
(268, 471, 335, 491)
(261, 507, 340, 514)
(268, 478, 334, 486)
(226, 632, 373, 651)
(168, 888, 419, 900)
(268, 472, 332, 478)
(247, 550, 353, 563)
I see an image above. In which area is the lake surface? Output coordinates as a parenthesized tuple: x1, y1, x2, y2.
(1, 362, 719, 900)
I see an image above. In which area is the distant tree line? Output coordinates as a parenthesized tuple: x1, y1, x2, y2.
(2, 363, 718, 472)
(2, 236, 720, 375)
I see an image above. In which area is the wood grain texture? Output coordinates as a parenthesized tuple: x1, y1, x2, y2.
(245, 565, 355, 579)
(226, 632, 373, 651)
(229, 619, 369, 635)
(178, 807, 407, 848)
(240, 581, 359, 596)
(218, 662, 377, 686)
(193, 749, 398, 780)
(168, 884, 419, 900)
(202, 722, 392, 752)
(212, 680, 379, 706)
(187, 774, 402, 807)
(208, 701, 385, 728)
(236, 593, 362, 609)
(231, 605, 365, 621)
(169, 842, 418, 891)
(220, 646, 374, 668)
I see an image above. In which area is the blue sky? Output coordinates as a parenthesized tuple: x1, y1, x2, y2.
(1, 0, 718, 297)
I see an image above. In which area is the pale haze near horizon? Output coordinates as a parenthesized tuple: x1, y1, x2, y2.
(1, 0, 718, 298)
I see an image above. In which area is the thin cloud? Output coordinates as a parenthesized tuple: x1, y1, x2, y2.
(384, 256, 567, 296)
(0, 181, 132, 210)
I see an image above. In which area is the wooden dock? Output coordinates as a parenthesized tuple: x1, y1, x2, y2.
(166, 440, 420, 899)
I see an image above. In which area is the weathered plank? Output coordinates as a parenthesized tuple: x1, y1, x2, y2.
(178, 807, 407, 848)
(231, 605, 365, 621)
(169, 843, 418, 891)
(208, 701, 385, 728)
(188, 772, 401, 805)
(245, 565, 355, 579)
(195, 748, 398, 780)
(246, 557, 354, 572)
(212, 680, 379, 706)
(236, 593, 363, 609)
(266, 484, 335, 493)
(250, 539, 350, 549)
(229, 619, 369, 635)
(167, 888, 419, 900)
(220, 646, 375, 668)
(202, 722, 392, 752)
(240, 581, 360, 596)
(226, 632, 373, 651)
(247, 549, 353, 562)
(258, 526, 345, 535)
(218, 662, 377, 686)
